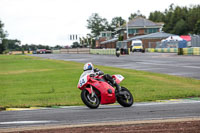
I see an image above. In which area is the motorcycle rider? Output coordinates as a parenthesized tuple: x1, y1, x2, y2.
(116, 47, 120, 57)
(83, 62, 121, 92)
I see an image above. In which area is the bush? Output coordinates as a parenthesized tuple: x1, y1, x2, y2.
(2, 49, 9, 54)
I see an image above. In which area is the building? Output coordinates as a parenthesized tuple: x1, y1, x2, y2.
(117, 17, 163, 39)
(96, 31, 112, 48)
(97, 17, 164, 48)
(100, 32, 175, 49)
(126, 32, 176, 48)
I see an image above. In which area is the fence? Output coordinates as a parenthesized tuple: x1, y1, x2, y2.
(148, 41, 161, 48)
(191, 35, 200, 47)
(60, 48, 90, 54)
(53, 48, 118, 55)
(10, 51, 33, 55)
(52, 50, 61, 54)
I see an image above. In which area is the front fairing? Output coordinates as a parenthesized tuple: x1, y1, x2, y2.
(77, 71, 93, 89)
(90, 79, 116, 104)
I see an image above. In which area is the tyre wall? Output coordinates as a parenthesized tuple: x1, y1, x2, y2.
(146, 48, 200, 55)
(90, 49, 116, 55)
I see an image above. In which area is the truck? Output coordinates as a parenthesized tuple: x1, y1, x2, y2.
(131, 40, 144, 52)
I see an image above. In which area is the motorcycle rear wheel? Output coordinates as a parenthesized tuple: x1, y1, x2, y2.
(117, 87, 134, 107)
(81, 89, 100, 109)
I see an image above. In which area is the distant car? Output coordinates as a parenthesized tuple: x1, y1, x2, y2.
(45, 50, 52, 54)
(35, 49, 52, 54)
(36, 49, 46, 54)
(32, 51, 37, 54)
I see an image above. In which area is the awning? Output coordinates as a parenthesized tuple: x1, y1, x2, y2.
(180, 35, 191, 41)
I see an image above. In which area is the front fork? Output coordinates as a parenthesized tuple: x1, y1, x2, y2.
(91, 85, 95, 97)
(85, 85, 95, 97)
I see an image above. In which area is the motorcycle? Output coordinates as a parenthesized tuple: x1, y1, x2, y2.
(77, 72, 134, 109)
(116, 48, 120, 57)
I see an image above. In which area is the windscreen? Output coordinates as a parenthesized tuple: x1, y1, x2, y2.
(133, 43, 142, 46)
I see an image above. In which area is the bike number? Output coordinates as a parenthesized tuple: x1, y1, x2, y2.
(79, 75, 87, 87)
(115, 75, 124, 81)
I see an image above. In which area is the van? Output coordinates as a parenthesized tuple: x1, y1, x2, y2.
(131, 40, 143, 52)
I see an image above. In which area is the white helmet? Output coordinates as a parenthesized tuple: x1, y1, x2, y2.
(83, 62, 94, 71)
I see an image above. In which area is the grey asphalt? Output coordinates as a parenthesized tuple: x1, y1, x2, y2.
(31, 53, 200, 79)
(0, 101, 200, 129)
(1, 53, 200, 129)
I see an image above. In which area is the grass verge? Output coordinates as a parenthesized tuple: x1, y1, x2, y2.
(0, 55, 200, 109)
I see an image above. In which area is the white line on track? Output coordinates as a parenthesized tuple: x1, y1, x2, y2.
(0, 121, 56, 125)
(134, 100, 200, 106)
(58, 100, 200, 109)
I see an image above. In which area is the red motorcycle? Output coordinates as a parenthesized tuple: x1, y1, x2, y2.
(77, 72, 134, 109)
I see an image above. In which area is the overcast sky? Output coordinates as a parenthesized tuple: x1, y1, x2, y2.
(0, 0, 199, 46)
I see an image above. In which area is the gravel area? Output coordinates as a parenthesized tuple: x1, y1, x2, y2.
(7, 120, 200, 133)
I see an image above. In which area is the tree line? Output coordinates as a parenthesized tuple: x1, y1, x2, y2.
(149, 4, 200, 35)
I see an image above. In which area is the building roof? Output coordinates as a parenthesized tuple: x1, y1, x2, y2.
(115, 17, 163, 32)
(126, 32, 176, 42)
(129, 17, 160, 27)
(100, 38, 118, 44)
(100, 32, 176, 45)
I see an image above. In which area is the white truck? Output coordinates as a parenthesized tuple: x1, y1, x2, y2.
(131, 40, 144, 52)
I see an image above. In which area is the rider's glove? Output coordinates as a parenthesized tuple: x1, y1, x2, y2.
(96, 71, 104, 76)
(94, 68, 100, 72)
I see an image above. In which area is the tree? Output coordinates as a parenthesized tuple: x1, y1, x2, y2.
(0, 39, 8, 54)
(71, 42, 80, 48)
(54, 45, 62, 49)
(148, 11, 165, 22)
(162, 4, 175, 33)
(194, 19, 200, 34)
(186, 5, 200, 33)
(6, 39, 21, 51)
(162, 4, 189, 34)
(0, 20, 7, 39)
(91, 38, 96, 48)
(0, 20, 8, 54)
(172, 19, 187, 35)
(87, 13, 109, 37)
(110, 17, 126, 31)
(129, 10, 146, 20)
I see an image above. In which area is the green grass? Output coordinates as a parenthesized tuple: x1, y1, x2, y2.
(0, 55, 200, 109)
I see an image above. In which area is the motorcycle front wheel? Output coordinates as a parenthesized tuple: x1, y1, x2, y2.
(117, 87, 134, 107)
(81, 89, 100, 109)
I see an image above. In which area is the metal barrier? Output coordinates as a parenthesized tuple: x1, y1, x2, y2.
(191, 35, 200, 47)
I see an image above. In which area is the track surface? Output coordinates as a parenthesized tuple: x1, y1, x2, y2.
(1, 53, 199, 131)
(31, 53, 200, 79)
(0, 101, 200, 130)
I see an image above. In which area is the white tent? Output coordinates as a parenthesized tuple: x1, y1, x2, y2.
(162, 36, 183, 42)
